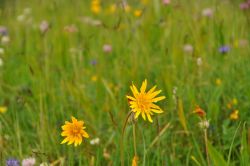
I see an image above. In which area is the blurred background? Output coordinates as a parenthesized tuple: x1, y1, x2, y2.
(0, 0, 250, 165)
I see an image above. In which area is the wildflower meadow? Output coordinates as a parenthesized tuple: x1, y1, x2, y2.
(0, 0, 250, 165)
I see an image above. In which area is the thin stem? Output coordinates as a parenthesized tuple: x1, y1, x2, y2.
(204, 128, 210, 166)
(133, 124, 137, 156)
(121, 111, 133, 166)
(227, 121, 241, 165)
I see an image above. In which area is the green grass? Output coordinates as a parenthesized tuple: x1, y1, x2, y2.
(0, 0, 250, 165)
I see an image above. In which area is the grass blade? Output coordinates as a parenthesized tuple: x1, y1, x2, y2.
(207, 141, 227, 166)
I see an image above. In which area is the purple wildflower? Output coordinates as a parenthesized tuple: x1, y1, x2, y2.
(0, 26, 8, 36)
(90, 59, 97, 66)
(219, 45, 230, 54)
(6, 159, 20, 166)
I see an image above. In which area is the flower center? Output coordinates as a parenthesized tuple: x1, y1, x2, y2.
(71, 126, 81, 136)
(137, 94, 150, 111)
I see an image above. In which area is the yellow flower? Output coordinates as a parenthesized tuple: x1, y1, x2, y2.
(91, 0, 101, 14)
(232, 98, 238, 105)
(215, 78, 222, 86)
(230, 110, 239, 120)
(61, 116, 89, 147)
(134, 10, 142, 17)
(109, 4, 116, 13)
(127, 79, 165, 123)
(91, 75, 98, 82)
(132, 155, 139, 166)
(91, 5, 101, 14)
(0, 106, 7, 113)
(141, 0, 149, 5)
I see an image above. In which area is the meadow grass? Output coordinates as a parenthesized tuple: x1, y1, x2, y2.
(0, 0, 250, 165)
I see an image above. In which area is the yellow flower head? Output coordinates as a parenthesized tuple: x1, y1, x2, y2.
(61, 116, 89, 147)
(91, 5, 101, 14)
(109, 4, 116, 14)
(134, 10, 142, 17)
(215, 78, 222, 86)
(232, 98, 238, 105)
(230, 110, 239, 120)
(127, 79, 165, 123)
(91, 0, 101, 14)
(132, 155, 139, 166)
(0, 106, 7, 113)
(141, 0, 149, 5)
(91, 75, 98, 82)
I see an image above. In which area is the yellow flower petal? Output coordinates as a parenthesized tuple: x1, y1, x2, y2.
(147, 86, 157, 94)
(61, 131, 69, 136)
(146, 113, 153, 123)
(152, 96, 166, 102)
(68, 139, 74, 145)
(71, 116, 77, 123)
(130, 84, 139, 96)
(127, 95, 136, 101)
(142, 112, 146, 120)
(151, 109, 164, 113)
(140, 79, 147, 93)
(135, 111, 141, 118)
(150, 103, 160, 109)
(82, 131, 89, 138)
(148, 90, 162, 99)
(61, 137, 69, 144)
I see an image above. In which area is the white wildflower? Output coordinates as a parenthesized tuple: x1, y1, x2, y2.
(22, 157, 36, 166)
(90, 137, 100, 145)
